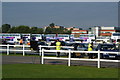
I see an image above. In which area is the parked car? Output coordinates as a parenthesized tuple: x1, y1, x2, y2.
(38, 41, 50, 50)
(63, 43, 89, 58)
(96, 44, 120, 59)
(1, 39, 15, 45)
(72, 43, 89, 58)
(6, 41, 15, 45)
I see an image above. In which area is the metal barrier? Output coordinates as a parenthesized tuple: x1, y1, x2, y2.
(0, 44, 119, 68)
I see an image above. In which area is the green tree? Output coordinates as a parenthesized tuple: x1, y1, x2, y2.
(37, 28, 43, 34)
(45, 26, 70, 34)
(2, 24, 11, 33)
(13, 25, 30, 33)
(7, 26, 16, 33)
(19, 25, 30, 33)
(45, 27, 52, 34)
(49, 23, 55, 28)
(30, 27, 38, 34)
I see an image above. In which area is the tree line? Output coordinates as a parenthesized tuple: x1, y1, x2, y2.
(1, 23, 72, 34)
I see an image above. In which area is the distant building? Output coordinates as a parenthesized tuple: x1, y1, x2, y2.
(66, 27, 81, 31)
(44, 25, 64, 29)
(90, 26, 120, 37)
(66, 27, 74, 30)
(73, 28, 80, 30)
(71, 30, 88, 34)
(53, 25, 64, 28)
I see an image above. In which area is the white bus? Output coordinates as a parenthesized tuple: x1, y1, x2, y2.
(21, 34, 30, 41)
(0, 33, 21, 42)
(70, 34, 96, 43)
(31, 34, 42, 41)
(79, 34, 96, 40)
(111, 33, 120, 42)
(57, 34, 70, 41)
(111, 33, 120, 40)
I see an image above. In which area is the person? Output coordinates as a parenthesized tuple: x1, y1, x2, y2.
(117, 39, 120, 51)
(102, 41, 106, 44)
(72, 43, 78, 58)
(80, 40, 83, 43)
(27, 41, 30, 45)
(56, 39, 61, 57)
(19, 39, 23, 45)
(88, 42, 94, 59)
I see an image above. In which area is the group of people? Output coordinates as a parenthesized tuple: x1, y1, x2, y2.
(54, 39, 95, 58)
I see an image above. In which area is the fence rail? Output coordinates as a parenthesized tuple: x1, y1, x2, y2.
(0, 44, 120, 68)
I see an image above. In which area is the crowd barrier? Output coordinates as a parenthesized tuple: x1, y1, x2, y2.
(0, 44, 119, 68)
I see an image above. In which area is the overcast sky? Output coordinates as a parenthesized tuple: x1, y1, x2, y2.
(2, 2, 118, 29)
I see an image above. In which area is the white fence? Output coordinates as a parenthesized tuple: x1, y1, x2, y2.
(0, 44, 31, 56)
(0, 44, 120, 68)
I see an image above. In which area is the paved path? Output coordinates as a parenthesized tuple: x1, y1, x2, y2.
(2, 55, 119, 68)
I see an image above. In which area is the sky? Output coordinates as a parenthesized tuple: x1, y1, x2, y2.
(2, 2, 118, 29)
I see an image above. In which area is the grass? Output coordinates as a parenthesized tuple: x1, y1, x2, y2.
(2, 64, 119, 78)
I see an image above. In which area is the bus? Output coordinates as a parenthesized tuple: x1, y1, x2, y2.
(80, 34, 95, 39)
(21, 34, 30, 41)
(111, 33, 120, 40)
(111, 33, 120, 42)
(31, 34, 42, 41)
(57, 34, 70, 41)
(0, 33, 21, 42)
(44, 34, 56, 42)
(70, 34, 96, 43)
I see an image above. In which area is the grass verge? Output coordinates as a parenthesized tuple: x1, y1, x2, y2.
(2, 64, 118, 78)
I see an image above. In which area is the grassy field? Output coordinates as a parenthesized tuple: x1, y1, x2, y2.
(2, 64, 118, 78)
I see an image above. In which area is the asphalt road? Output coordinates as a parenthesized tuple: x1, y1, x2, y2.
(2, 55, 119, 68)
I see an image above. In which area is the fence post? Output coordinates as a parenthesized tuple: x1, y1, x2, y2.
(98, 50, 100, 68)
(23, 44, 25, 56)
(7, 44, 9, 55)
(41, 48, 44, 64)
(39, 45, 41, 56)
(68, 49, 71, 66)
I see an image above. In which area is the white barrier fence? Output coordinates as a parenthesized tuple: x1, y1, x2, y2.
(0, 44, 31, 56)
(41, 48, 119, 68)
(0, 44, 120, 68)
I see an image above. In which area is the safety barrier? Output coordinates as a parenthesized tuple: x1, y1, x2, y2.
(40, 46, 119, 68)
(0, 44, 119, 68)
(0, 44, 73, 56)
(0, 44, 31, 56)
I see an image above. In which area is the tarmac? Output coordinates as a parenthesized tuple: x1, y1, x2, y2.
(2, 55, 120, 68)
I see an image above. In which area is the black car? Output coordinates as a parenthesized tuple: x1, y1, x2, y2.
(38, 41, 50, 50)
(1, 39, 15, 45)
(30, 41, 50, 53)
(96, 44, 120, 59)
